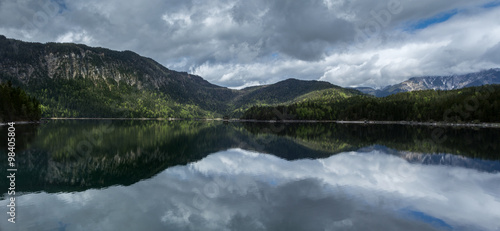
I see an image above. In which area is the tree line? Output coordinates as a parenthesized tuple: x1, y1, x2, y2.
(241, 85, 500, 123)
(0, 81, 41, 122)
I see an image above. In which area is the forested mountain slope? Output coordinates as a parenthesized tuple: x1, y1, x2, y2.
(0, 81, 41, 122)
(242, 85, 500, 123)
(0, 35, 362, 118)
(0, 35, 235, 117)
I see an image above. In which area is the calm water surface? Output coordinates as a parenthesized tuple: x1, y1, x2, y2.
(1, 120, 499, 230)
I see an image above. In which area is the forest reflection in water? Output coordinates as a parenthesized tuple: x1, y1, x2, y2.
(0, 120, 498, 194)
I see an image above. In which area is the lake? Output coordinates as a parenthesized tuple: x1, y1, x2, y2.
(1, 120, 499, 230)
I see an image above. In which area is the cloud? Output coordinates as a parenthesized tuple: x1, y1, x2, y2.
(0, 0, 499, 88)
(1, 148, 499, 230)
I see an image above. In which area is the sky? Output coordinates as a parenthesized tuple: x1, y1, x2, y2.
(2, 148, 499, 230)
(0, 0, 500, 89)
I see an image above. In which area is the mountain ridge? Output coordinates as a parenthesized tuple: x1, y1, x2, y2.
(2, 35, 498, 120)
(0, 35, 359, 118)
(356, 68, 500, 97)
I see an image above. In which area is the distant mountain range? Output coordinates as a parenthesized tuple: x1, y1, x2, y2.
(0, 35, 360, 118)
(355, 69, 500, 97)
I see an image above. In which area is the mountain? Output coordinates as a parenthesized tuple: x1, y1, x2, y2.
(0, 35, 361, 118)
(356, 69, 500, 97)
(0, 35, 236, 118)
(237, 79, 334, 105)
(228, 79, 362, 116)
(352, 87, 378, 96)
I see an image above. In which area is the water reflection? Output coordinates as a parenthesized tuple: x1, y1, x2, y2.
(358, 145, 500, 173)
(1, 120, 500, 230)
(1, 148, 499, 230)
(0, 120, 499, 194)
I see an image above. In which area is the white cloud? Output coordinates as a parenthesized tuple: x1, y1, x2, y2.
(56, 30, 94, 44)
(0, 0, 499, 88)
(2, 148, 499, 230)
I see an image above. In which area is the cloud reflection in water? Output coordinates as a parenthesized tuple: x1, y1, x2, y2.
(1, 148, 499, 231)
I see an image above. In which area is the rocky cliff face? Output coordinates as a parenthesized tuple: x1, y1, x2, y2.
(0, 35, 220, 91)
(0, 35, 238, 116)
(1, 35, 357, 117)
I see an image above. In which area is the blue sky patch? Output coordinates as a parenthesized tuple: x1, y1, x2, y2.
(399, 209, 453, 230)
(482, 0, 500, 8)
(406, 9, 458, 31)
(51, 0, 68, 14)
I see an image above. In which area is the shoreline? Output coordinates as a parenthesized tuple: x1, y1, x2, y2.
(2, 118, 499, 128)
(44, 117, 184, 121)
(234, 119, 500, 128)
(0, 121, 44, 126)
(335, 120, 500, 128)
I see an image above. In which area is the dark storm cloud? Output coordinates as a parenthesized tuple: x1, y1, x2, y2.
(0, 0, 499, 88)
(231, 0, 356, 61)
